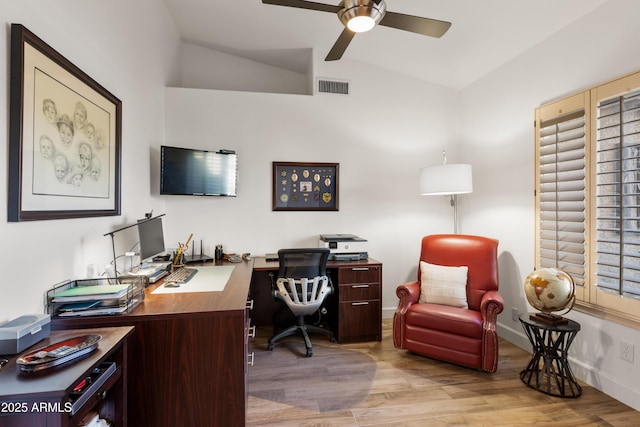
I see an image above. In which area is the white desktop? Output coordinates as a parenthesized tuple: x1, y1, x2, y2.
(151, 265, 234, 294)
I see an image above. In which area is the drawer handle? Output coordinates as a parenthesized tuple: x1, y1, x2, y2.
(248, 352, 255, 367)
(246, 299, 254, 310)
(248, 325, 256, 338)
(351, 284, 370, 288)
(351, 267, 369, 271)
(351, 302, 369, 306)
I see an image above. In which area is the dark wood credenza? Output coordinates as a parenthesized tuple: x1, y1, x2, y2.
(0, 326, 133, 427)
(50, 260, 253, 427)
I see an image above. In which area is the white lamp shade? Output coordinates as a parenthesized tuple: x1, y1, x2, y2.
(420, 164, 473, 195)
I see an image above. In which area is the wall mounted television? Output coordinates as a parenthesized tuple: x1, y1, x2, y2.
(160, 145, 237, 196)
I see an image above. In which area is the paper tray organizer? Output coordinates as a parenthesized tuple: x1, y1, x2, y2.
(45, 277, 145, 318)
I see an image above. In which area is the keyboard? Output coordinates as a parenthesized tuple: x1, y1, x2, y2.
(164, 267, 197, 284)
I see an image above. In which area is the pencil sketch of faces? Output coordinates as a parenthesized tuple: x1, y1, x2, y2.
(56, 114, 74, 148)
(74, 101, 88, 131)
(39, 135, 54, 159)
(84, 123, 96, 143)
(95, 128, 106, 151)
(42, 99, 57, 125)
(54, 154, 68, 182)
(79, 142, 92, 170)
(37, 93, 109, 195)
(91, 157, 101, 181)
(69, 165, 84, 187)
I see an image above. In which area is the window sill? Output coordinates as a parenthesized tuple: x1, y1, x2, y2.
(575, 301, 640, 331)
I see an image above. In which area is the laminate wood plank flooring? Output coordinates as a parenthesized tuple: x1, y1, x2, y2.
(247, 319, 640, 426)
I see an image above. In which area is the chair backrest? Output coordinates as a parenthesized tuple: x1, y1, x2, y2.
(418, 234, 499, 311)
(278, 248, 329, 280)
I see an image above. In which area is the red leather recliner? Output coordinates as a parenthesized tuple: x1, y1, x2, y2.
(393, 234, 504, 372)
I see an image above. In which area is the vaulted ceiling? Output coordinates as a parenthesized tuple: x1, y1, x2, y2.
(163, 0, 608, 90)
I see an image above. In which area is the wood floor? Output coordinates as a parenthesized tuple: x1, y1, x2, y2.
(247, 319, 640, 426)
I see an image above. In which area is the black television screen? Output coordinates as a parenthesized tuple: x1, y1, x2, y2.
(137, 216, 165, 262)
(160, 145, 238, 196)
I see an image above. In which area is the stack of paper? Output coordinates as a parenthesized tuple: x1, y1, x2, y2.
(52, 284, 132, 316)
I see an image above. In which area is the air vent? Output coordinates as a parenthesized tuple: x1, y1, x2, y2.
(317, 78, 349, 95)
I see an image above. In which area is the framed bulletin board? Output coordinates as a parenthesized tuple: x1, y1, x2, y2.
(272, 162, 339, 211)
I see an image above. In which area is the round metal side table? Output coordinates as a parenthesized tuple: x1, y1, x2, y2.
(518, 314, 582, 398)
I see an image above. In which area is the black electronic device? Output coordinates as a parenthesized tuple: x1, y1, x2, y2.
(137, 216, 166, 262)
(184, 240, 213, 263)
(160, 145, 238, 196)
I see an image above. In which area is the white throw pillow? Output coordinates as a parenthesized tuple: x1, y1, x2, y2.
(418, 261, 469, 308)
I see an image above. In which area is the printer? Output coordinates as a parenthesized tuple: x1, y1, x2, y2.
(318, 234, 368, 261)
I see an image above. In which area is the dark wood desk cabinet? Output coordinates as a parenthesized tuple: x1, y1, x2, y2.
(252, 257, 382, 343)
(51, 261, 254, 427)
(331, 263, 382, 342)
(0, 326, 132, 427)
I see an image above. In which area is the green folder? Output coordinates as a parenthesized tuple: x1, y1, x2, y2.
(51, 284, 130, 302)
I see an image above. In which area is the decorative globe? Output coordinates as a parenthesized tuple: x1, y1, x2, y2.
(524, 268, 576, 314)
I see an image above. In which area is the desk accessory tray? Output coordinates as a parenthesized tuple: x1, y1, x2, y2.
(16, 334, 101, 372)
(46, 277, 145, 318)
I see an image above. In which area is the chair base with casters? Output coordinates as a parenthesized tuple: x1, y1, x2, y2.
(267, 314, 335, 357)
(267, 249, 335, 358)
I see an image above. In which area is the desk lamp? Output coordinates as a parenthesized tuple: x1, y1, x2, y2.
(420, 151, 473, 234)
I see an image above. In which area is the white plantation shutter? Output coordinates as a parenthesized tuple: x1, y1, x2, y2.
(538, 110, 587, 287)
(595, 89, 640, 298)
(536, 72, 640, 324)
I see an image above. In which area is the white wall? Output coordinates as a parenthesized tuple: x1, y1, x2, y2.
(460, 0, 640, 410)
(0, 1, 180, 319)
(163, 56, 462, 318)
(179, 42, 309, 95)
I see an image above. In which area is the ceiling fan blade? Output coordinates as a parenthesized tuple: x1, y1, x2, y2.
(262, 0, 341, 14)
(379, 12, 451, 38)
(325, 28, 356, 61)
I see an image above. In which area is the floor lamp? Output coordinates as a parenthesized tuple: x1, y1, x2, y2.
(419, 154, 473, 234)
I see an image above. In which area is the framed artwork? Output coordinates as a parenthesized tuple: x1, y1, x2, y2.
(8, 24, 122, 221)
(272, 162, 339, 211)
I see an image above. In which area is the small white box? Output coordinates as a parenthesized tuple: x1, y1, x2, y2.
(0, 314, 51, 355)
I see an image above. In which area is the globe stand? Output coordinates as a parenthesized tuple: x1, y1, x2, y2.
(530, 312, 569, 326)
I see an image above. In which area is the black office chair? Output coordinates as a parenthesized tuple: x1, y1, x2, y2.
(267, 248, 335, 357)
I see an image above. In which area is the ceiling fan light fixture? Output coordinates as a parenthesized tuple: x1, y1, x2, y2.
(338, 0, 386, 33)
(346, 15, 375, 32)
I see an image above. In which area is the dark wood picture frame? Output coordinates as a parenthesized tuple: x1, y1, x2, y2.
(272, 162, 339, 211)
(8, 24, 122, 221)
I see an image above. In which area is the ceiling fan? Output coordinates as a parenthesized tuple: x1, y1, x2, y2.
(262, 0, 452, 61)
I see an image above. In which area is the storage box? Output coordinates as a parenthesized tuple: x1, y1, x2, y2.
(0, 314, 51, 355)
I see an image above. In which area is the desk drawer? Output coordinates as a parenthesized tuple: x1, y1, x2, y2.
(337, 266, 380, 284)
(339, 283, 380, 301)
(338, 300, 381, 342)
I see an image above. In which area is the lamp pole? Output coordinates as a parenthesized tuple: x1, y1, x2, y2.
(451, 194, 459, 234)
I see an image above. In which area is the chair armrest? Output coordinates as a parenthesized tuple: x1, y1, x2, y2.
(479, 290, 504, 372)
(396, 281, 420, 308)
(480, 290, 504, 322)
(393, 281, 420, 348)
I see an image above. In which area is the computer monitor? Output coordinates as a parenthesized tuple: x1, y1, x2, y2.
(137, 216, 166, 262)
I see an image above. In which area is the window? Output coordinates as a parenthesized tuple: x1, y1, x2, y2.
(535, 71, 640, 325)
(535, 92, 590, 301)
